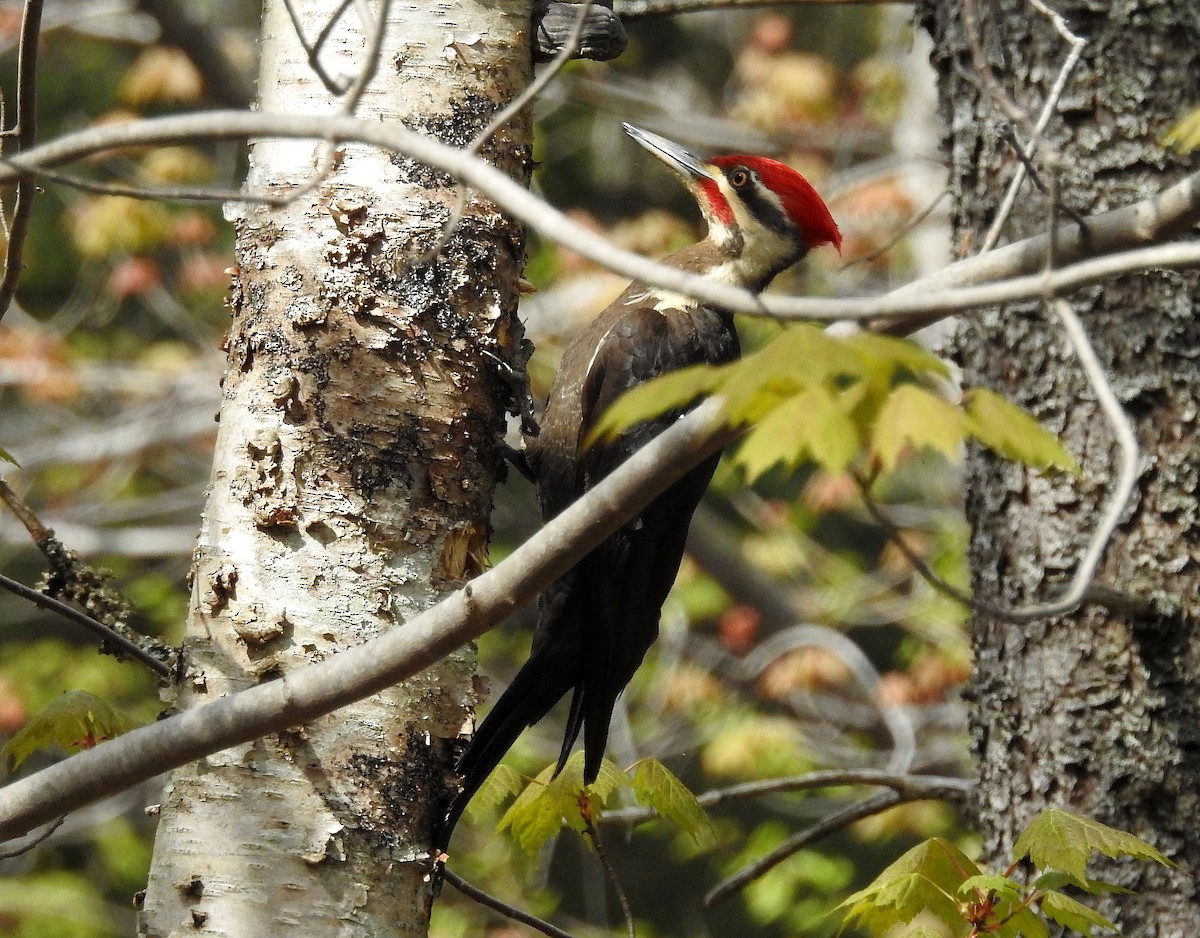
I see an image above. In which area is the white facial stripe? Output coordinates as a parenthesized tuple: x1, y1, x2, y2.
(712, 174, 797, 285)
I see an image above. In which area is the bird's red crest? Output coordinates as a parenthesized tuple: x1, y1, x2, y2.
(712, 155, 842, 253)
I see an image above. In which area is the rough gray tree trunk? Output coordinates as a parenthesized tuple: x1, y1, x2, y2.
(139, 1, 532, 934)
(919, 1, 1200, 933)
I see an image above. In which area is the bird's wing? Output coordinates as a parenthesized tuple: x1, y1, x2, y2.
(569, 303, 738, 779)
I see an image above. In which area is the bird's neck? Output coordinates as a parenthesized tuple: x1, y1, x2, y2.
(633, 237, 802, 312)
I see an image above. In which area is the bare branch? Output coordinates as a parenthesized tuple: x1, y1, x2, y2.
(443, 869, 579, 938)
(743, 624, 916, 772)
(853, 295, 1142, 635)
(583, 813, 636, 938)
(705, 790, 906, 905)
(282, 0, 356, 95)
(616, 0, 912, 18)
(420, 0, 593, 265)
(0, 110, 1196, 328)
(0, 156, 282, 204)
(0, 815, 64, 859)
(982, 0, 1087, 251)
(1028, 297, 1141, 618)
(602, 769, 972, 826)
(0, 572, 172, 677)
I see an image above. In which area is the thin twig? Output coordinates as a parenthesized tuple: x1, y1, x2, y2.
(281, 0, 355, 95)
(705, 790, 904, 905)
(853, 394, 1137, 627)
(840, 187, 950, 270)
(616, 0, 911, 17)
(0, 157, 286, 205)
(0, 477, 51, 542)
(443, 868, 578, 938)
(1037, 297, 1140, 615)
(996, 129, 1090, 237)
(0, 572, 172, 677)
(743, 625, 916, 773)
(418, 0, 593, 266)
(0, 0, 45, 324)
(602, 769, 972, 825)
(962, 0, 1037, 139)
(582, 812, 636, 938)
(338, 0, 391, 114)
(0, 111, 1197, 324)
(981, 0, 1087, 251)
(0, 815, 64, 859)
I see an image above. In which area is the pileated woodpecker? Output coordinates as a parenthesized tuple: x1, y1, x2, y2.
(435, 123, 840, 862)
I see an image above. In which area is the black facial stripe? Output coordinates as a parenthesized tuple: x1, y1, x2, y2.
(723, 167, 792, 236)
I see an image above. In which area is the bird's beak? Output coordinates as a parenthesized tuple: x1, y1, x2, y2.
(622, 123, 714, 181)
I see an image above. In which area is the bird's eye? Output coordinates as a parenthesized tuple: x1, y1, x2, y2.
(729, 168, 751, 188)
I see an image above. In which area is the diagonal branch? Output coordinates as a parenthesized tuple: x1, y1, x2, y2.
(704, 790, 906, 905)
(601, 769, 972, 826)
(444, 869, 578, 938)
(0, 572, 172, 677)
(0, 401, 735, 841)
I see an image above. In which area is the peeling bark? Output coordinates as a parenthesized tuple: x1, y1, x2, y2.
(139, 1, 532, 934)
(919, 1, 1200, 934)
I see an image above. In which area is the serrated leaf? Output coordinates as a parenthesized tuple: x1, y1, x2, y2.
(720, 325, 866, 425)
(872, 384, 965, 471)
(497, 762, 577, 854)
(734, 385, 859, 480)
(962, 389, 1079, 474)
(496, 753, 630, 853)
(588, 362, 727, 443)
(848, 332, 951, 381)
(958, 873, 1022, 902)
(1033, 870, 1134, 895)
(3, 690, 132, 771)
(464, 764, 524, 821)
(1014, 808, 1175, 884)
(838, 837, 978, 935)
(586, 755, 632, 802)
(1163, 104, 1200, 153)
(992, 902, 1051, 938)
(897, 928, 951, 938)
(1040, 890, 1117, 937)
(630, 758, 716, 848)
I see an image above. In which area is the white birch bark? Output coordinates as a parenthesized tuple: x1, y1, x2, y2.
(139, 1, 532, 934)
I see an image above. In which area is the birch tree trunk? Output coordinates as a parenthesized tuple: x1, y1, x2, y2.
(919, 1, 1200, 933)
(139, 1, 532, 934)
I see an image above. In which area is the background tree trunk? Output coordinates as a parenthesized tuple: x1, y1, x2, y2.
(139, 1, 532, 934)
(919, 1, 1200, 933)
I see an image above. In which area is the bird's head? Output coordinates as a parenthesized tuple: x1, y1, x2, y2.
(623, 123, 841, 289)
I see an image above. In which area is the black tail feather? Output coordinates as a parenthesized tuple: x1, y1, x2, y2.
(434, 648, 576, 858)
(555, 684, 586, 777)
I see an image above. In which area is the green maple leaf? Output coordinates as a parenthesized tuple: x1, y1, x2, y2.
(1039, 890, 1117, 937)
(630, 758, 716, 848)
(1014, 808, 1174, 884)
(962, 388, 1079, 474)
(3, 690, 132, 772)
(871, 384, 965, 471)
(838, 837, 979, 935)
